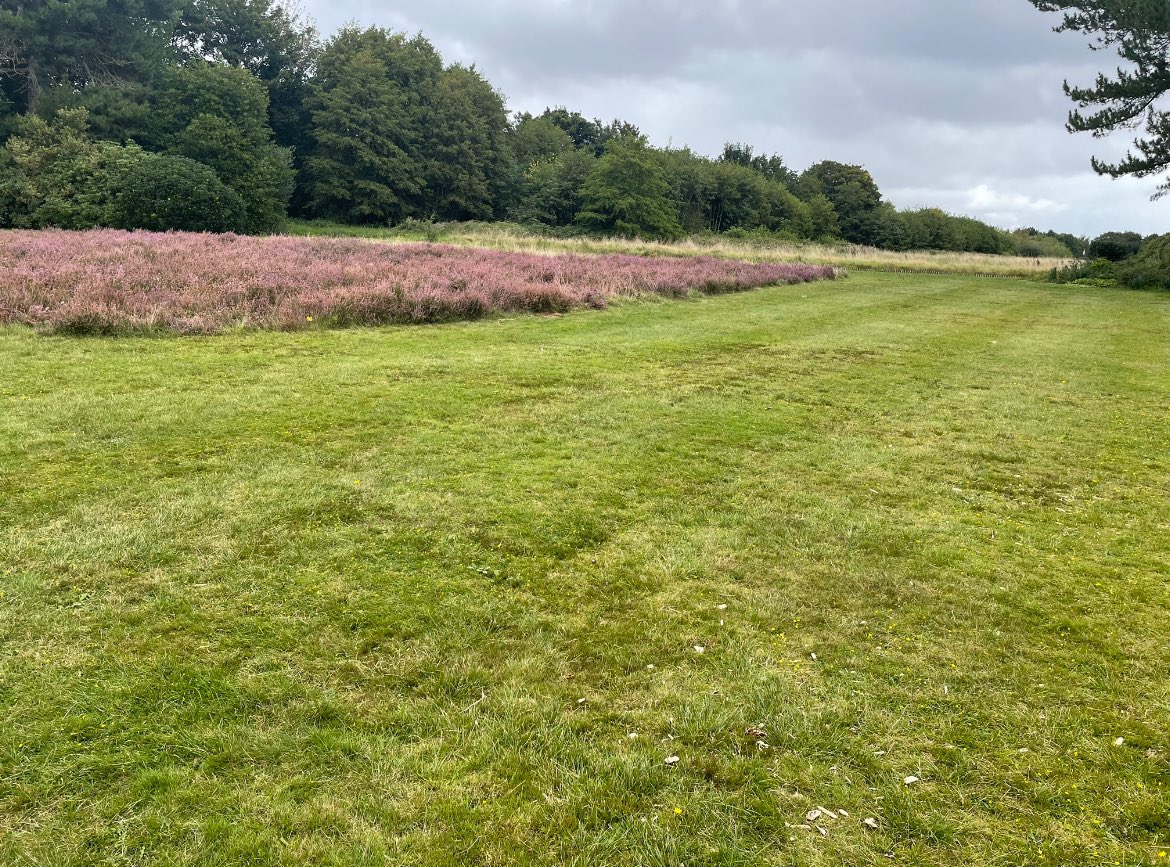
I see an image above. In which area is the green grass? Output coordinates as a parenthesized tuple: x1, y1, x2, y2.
(1, 272, 1168, 866)
(284, 219, 1069, 279)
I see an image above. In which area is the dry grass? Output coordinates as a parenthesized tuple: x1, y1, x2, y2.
(289, 220, 1072, 279)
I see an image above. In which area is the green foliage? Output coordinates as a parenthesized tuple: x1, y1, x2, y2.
(0, 84, 17, 141)
(1029, 0, 1170, 196)
(426, 65, 512, 221)
(511, 150, 596, 226)
(537, 107, 643, 156)
(1088, 231, 1145, 261)
(576, 139, 683, 240)
(900, 209, 1013, 255)
(118, 152, 248, 232)
(719, 142, 799, 189)
(1117, 233, 1170, 288)
(0, 108, 145, 229)
(33, 81, 155, 144)
(800, 161, 884, 245)
(149, 62, 293, 233)
(511, 115, 573, 168)
(174, 0, 317, 84)
(654, 147, 715, 234)
(805, 193, 840, 240)
(173, 0, 318, 208)
(1012, 227, 1086, 258)
(306, 26, 440, 224)
(0, 0, 177, 115)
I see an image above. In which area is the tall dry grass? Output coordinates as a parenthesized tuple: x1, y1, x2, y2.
(288, 220, 1071, 279)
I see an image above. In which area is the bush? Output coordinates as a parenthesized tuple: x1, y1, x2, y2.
(117, 154, 248, 233)
(1047, 259, 1119, 286)
(1117, 234, 1170, 290)
(0, 109, 152, 230)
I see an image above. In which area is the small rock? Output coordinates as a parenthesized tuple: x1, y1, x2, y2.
(1114, 737, 1125, 747)
(904, 776, 920, 786)
(627, 732, 639, 740)
(694, 646, 706, 654)
(837, 808, 850, 818)
(665, 755, 680, 766)
(863, 817, 880, 830)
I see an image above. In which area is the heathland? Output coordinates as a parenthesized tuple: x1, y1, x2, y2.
(2, 266, 1168, 865)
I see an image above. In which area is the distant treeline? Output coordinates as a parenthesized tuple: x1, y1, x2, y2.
(0, 0, 1109, 259)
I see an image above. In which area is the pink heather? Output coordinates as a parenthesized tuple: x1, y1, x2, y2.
(0, 229, 837, 335)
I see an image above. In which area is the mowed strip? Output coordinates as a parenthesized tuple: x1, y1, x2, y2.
(1, 272, 1168, 866)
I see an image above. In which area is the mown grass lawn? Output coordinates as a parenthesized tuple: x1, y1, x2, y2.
(1, 272, 1168, 866)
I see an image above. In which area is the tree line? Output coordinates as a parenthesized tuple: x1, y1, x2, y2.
(0, 0, 1094, 258)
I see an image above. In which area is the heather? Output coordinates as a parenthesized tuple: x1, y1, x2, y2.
(0, 229, 836, 335)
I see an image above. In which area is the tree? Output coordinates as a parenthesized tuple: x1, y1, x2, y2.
(173, 0, 318, 162)
(1029, 0, 1170, 196)
(1089, 230, 1146, 260)
(0, 107, 149, 229)
(656, 146, 717, 234)
(511, 114, 572, 168)
(148, 63, 294, 232)
(306, 26, 440, 223)
(577, 139, 683, 240)
(117, 152, 248, 232)
(708, 160, 769, 232)
(540, 107, 602, 151)
(510, 149, 595, 226)
(720, 142, 799, 189)
(0, 0, 178, 116)
(799, 161, 883, 244)
(805, 193, 840, 239)
(425, 64, 511, 221)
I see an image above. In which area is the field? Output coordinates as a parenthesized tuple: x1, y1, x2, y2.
(0, 230, 832, 335)
(2, 267, 1169, 865)
(287, 219, 1072, 279)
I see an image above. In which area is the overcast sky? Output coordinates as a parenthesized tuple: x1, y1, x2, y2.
(300, 0, 1167, 238)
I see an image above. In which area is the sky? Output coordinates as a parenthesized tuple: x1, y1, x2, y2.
(298, 0, 1167, 238)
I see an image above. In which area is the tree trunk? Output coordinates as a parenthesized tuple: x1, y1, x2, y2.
(26, 54, 40, 115)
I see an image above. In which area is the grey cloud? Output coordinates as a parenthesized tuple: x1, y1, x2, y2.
(302, 0, 1167, 236)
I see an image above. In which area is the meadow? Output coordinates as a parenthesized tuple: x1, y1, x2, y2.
(0, 230, 832, 335)
(1, 263, 1169, 865)
(287, 219, 1072, 279)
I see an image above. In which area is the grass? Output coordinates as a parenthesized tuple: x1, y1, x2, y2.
(285, 219, 1072, 279)
(1, 271, 1168, 866)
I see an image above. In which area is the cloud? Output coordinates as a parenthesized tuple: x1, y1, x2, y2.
(301, 0, 1168, 237)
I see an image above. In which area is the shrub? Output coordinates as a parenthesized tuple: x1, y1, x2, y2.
(0, 108, 147, 230)
(1047, 258, 1119, 286)
(117, 154, 248, 233)
(1117, 234, 1170, 290)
